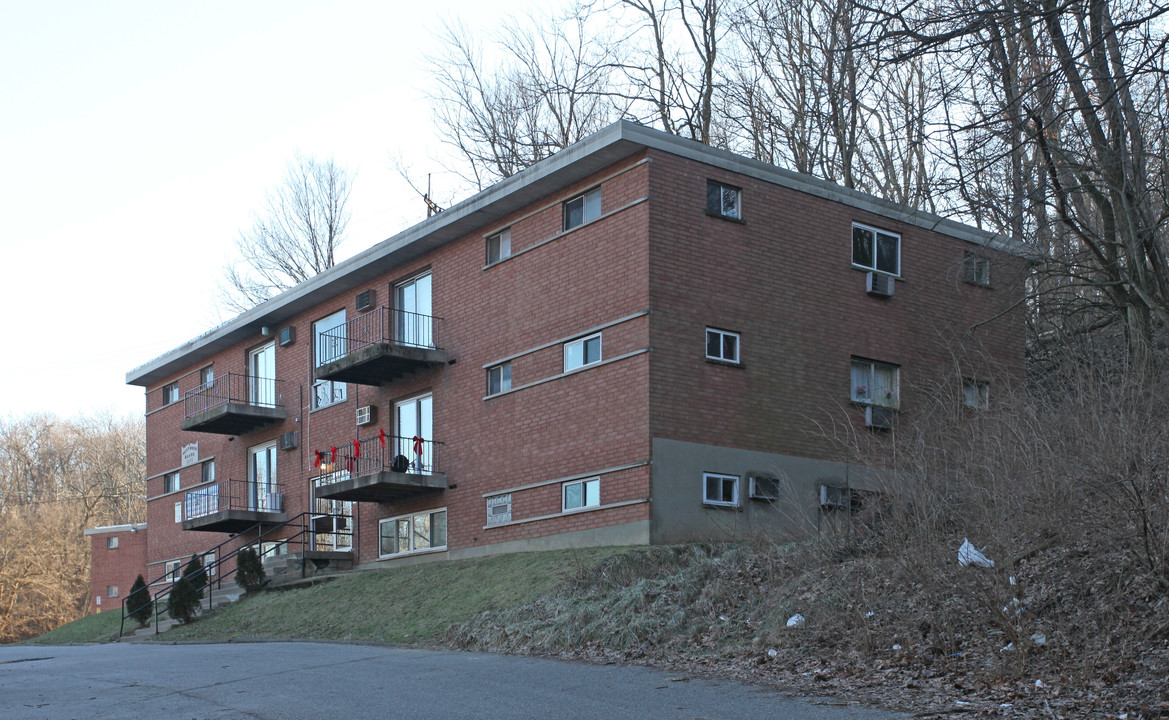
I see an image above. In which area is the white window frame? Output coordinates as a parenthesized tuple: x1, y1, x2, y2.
(163, 472, 180, 494)
(705, 328, 740, 364)
(378, 509, 448, 558)
(106, 536, 119, 550)
(487, 362, 512, 396)
(174, 501, 182, 523)
(564, 332, 602, 372)
(706, 180, 741, 220)
(486, 228, 511, 265)
(964, 252, 991, 286)
(106, 585, 119, 598)
(165, 560, 182, 582)
(202, 460, 215, 484)
(851, 358, 900, 408)
(963, 378, 990, 410)
(313, 310, 348, 410)
(199, 365, 214, 387)
(562, 477, 600, 512)
(161, 382, 179, 406)
(703, 472, 739, 507)
(563, 188, 601, 231)
(852, 222, 901, 276)
(486, 494, 512, 526)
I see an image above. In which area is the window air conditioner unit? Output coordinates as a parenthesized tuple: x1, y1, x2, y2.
(356, 289, 376, 312)
(865, 405, 895, 430)
(749, 475, 780, 501)
(278, 326, 296, 347)
(278, 431, 298, 451)
(356, 405, 376, 426)
(866, 271, 894, 297)
(819, 484, 849, 509)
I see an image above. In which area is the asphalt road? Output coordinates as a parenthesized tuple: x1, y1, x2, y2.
(0, 642, 906, 719)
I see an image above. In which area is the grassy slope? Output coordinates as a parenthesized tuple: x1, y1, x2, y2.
(18, 609, 125, 645)
(159, 547, 626, 644)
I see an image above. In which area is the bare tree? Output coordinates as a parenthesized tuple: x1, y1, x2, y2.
(427, 8, 620, 188)
(219, 155, 354, 313)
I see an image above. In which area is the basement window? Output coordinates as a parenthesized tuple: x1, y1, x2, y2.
(379, 509, 447, 557)
(703, 472, 739, 507)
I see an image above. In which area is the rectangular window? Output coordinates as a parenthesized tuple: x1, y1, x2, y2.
(486, 494, 512, 527)
(106, 585, 119, 598)
(162, 382, 179, 406)
(165, 560, 182, 581)
(487, 363, 512, 396)
(396, 272, 434, 348)
(163, 472, 180, 494)
(563, 188, 601, 230)
(703, 473, 739, 507)
(106, 536, 119, 550)
(202, 460, 215, 484)
(706, 180, 741, 220)
(851, 358, 899, 408)
(174, 501, 182, 523)
(564, 333, 602, 372)
(563, 477, 600, 512)
(379, 509, 447, 557)
(749, 476, 780, 501)
(705, 328, 740, 364)
(852, 223, 900, 276)
(486, 229, 511, 264)
(313, 310, 348, 409)
(963, 379, 989, 410)
(199, 365, 214, 387)
(964, 252, 991, 286)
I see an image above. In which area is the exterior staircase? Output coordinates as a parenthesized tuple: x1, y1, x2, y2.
(128, 579, 246, 638)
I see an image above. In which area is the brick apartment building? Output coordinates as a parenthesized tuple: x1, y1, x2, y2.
(91, 121, 1028, 601)
(85, 524, 147, 612)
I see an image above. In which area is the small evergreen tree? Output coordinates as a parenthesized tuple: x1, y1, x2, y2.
(182, 553, 207, 599)
(167, 576, 200, 624)
(236, 546, 266, 592)
(125, 574, 154, 628)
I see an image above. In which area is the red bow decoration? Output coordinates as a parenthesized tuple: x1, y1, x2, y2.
(330, 446, 337, 464)
(313, 450, 322, 468)
(413, 435, 424, 457)
(353, 439, 361, 458)
(378, 428, 386, 448)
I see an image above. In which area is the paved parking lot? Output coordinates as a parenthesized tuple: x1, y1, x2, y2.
(0, 642, 905, 719)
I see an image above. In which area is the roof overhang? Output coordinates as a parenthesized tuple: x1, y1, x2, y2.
(127, 121, 1028, 388)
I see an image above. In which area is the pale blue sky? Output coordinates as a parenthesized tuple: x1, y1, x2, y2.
(0, 0, 536, 418)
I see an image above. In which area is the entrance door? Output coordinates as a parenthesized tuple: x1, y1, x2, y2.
(395, 273, 432, 348)
(249, 342, 276, 407)
(396, 394, 433, 473)
(248, 442, 277, 511)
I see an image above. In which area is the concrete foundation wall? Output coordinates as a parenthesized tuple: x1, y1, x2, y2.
(650, 438, 882, 544)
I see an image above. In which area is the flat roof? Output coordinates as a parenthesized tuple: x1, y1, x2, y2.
(84, 523, 148, 535)
(128, 121, 1026, 388)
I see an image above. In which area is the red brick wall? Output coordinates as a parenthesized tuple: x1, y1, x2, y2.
(88, 526, 148, 613)
(644, 150, 1028, 460)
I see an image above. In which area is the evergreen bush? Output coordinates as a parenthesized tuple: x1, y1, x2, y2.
(167, 576, 200, 624)
(236, 546, 267, 592)
(182, 553, 207, 599)
(125, 574, 154, 628)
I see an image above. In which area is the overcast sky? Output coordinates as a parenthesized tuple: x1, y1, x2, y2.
(0, 0, 537, 419)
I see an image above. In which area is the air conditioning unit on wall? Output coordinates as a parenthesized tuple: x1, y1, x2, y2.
(278, 431, 298, 451)
(865, 405, 895, 430)
(356, 405, 376, 426)
(356, 289, 376, 312)
(748, 475, 780, 501)
(866, 271, 895, 297)
(820, 484, 849, 509)
(278, 326, 296, 346)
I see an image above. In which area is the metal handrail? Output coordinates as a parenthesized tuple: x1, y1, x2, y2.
(317, 306, 442, 365)
(118, 510, 350, 637)
(184, 478, 285, 520)
(183, 373, 284, 418)
(315, 433, 443, 481)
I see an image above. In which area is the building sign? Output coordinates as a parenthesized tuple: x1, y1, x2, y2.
(181, 442, 199, 467)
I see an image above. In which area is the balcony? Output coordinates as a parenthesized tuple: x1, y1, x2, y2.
(314, 434, 446, 503)
(182, 479, 287, 533)
(180, 373, 286, 436)
(314, 307, 447, 386)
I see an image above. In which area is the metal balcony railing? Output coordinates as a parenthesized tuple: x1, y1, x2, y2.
(184, 478, 285, 520)
(318, 307, 442, 366)
(183, 373, 284, 419)
(315, 433, 443, 481)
